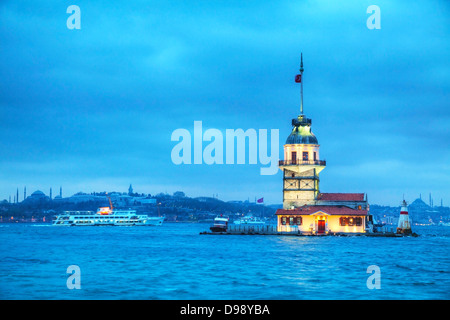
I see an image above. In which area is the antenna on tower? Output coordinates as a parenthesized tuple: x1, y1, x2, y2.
(300, 53, 304, 115)
(294, 53, 305, 116)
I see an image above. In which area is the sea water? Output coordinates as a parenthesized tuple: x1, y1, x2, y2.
(0, 223, 448, 299)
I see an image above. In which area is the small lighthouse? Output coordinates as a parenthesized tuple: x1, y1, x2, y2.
(396, 200, 412, 235)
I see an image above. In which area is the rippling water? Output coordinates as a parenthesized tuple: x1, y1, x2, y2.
(0, 223, 449, 299)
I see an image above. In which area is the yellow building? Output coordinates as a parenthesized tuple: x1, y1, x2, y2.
(276, 56, 370, 235)
(276, 198, 369, 235)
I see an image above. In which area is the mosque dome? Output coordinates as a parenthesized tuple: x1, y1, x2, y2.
(285, 115, 319, 145)
(31, 190, 46, 197)
(25, 190, 49, 202)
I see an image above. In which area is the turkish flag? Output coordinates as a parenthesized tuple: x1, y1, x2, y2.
(257, 197, 264, 203)
(295, 74, 302, 83)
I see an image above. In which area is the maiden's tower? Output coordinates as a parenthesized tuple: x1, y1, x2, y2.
(276, 55, 370, 235)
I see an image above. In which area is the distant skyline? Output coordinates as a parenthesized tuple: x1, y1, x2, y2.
(4, 185, 447, 208)
(1, 1, 449, 206)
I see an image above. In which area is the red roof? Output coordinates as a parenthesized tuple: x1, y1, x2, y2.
(317, 193, 365, 202)
(276, 205, 368, 216)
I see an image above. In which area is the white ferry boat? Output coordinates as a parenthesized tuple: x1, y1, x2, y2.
(52, 207, 164, 226)
(210, 215, 229, 232)
(233, 215, 266, 225)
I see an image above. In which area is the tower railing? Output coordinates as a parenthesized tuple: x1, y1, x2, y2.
(279, 160, 326, 166)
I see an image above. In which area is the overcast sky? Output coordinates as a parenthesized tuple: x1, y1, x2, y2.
(0, 0, 449, 206)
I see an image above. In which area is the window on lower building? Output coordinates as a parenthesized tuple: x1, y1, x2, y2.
(348, 217, 354, 226)
(339, 217, 362, 226)
(281, 217, 287, 225)
(289, 217, 294, 225)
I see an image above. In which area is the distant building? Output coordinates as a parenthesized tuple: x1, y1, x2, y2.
(409, 198, 430, 211)
(173, 191, 185, 198)
(128, 184, 133, 196)
(61, 193, 105, 204)
(135, 198, 156, 205)
(195, 197, 219, 203)
(24, 190, 50, 203)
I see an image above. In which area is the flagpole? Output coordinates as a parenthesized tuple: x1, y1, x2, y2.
(300, 53, 304, 115)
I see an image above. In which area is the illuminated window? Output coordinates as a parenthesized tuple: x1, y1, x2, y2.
(289, 217, 294, 225)
(281, 217, 287, 225)
(348, 217, 354, 226)
(302, 152, 308, 161)
(339, 217, 348, 226)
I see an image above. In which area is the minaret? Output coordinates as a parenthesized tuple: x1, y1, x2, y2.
(128, 184, 133, 195)
(49, 187, 52, 200)
(279, 55, 326, 209)
(24, 186, 26, 201)
(16, 188, 19, 203)
(60, 186, 62, 198)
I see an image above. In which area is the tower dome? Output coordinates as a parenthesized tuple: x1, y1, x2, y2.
(286, 115, 318, 145)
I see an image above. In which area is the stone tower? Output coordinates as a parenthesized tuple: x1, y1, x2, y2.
(278, 55, 326, 209)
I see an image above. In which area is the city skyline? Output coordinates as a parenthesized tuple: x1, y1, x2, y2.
(4, 184, 447, 209)
(1, 1, 449, 206)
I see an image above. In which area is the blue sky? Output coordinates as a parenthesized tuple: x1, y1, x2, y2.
(0, 0, 449, 206)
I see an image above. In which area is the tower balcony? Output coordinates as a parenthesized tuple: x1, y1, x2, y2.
(279, 160, 326, 166)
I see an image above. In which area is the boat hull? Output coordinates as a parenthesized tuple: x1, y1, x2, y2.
(136, 217, 165, 226)
(210, 226, 227, 232)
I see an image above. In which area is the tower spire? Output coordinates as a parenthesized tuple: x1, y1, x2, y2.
(300, 53, 304, 115)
